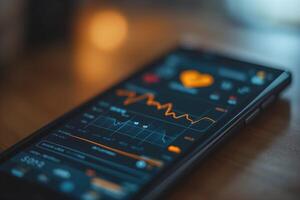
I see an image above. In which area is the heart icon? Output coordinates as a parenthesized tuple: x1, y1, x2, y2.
(180, 70, 214, 88)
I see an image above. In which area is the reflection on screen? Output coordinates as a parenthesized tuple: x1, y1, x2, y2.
(0, 49, 279, 200)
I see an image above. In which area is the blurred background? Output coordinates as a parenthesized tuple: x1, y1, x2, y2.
(1, 1, 300, 199)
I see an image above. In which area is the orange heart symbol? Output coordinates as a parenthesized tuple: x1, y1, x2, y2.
(180, 70, 214, 88)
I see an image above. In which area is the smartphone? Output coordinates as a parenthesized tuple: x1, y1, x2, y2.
(0, 46, 291, 200)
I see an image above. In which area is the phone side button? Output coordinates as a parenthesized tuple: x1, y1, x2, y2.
(245, 108, 260, 125)
(261, 95, 276, 109)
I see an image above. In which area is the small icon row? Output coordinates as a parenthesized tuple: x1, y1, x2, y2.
(209, 93, 238, 105)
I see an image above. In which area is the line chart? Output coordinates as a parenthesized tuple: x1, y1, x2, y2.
(91, 114, 175, 147)
(116, 89, 216, 125)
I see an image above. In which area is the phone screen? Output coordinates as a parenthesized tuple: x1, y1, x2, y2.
(0, 48, 284, 200)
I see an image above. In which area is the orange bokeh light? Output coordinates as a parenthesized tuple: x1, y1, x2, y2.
(88, 10, 128, 51)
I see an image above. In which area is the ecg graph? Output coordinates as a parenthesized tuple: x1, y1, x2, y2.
(73, 88, 221, 148)
(116, 89, 216, 125)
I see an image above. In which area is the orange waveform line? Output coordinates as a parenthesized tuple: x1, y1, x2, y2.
(116, 89, 216, 125)
(68, 134, 163, 167)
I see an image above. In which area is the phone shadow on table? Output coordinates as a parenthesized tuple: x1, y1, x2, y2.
(165, 98, 291, 200)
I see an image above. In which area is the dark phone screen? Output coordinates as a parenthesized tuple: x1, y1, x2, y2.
(0, 48, 283, 200)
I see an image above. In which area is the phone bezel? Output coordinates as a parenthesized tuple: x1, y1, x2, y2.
(0, 46, 292, 200)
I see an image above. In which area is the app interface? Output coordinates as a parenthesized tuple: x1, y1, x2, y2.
(0, 49, 281, 200)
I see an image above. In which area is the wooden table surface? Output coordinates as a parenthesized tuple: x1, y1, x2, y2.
(0, 8, 300, 200)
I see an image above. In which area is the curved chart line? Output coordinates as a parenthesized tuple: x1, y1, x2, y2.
(93, 115, 172, 146)
(116, 89, 216, 125)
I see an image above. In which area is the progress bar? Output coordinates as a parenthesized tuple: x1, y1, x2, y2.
(68, 134, 164, 168)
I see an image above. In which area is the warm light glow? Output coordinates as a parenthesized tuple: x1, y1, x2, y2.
(75, 47, 112, 83)
(88, 10, 128, 51)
